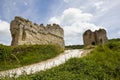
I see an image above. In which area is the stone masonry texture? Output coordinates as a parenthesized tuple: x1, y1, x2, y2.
(83, 29, 108, 47)
(10, 16, 64, 49)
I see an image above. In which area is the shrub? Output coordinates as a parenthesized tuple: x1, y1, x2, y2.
(0, 44, 12, 61)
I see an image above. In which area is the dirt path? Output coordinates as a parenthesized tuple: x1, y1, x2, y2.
(0, 49, 91, 78)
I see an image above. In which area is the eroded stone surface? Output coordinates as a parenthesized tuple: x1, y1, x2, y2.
(83, 29, 108, 47)
(10, 16, 64, 48)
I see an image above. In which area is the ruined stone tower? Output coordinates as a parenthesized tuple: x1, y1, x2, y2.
(10, 16, 64, 49)
(83, 29, 108, 47)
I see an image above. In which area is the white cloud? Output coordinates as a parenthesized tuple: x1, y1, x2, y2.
(48, 8, 104, 45)
(48, 17, 60, 24)
(0, 20, 11, 45)
(63, 22, 103, 45)
(49, 8, 93, 25)
(92, 0, 120, 20)
(61, 8, 93, 25)
(94, 1, 104, 10)
(64, 22, 102, 37)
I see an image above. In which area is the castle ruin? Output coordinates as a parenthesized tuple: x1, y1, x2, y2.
(83, 29, 108, 47)
(10, 16, 64, 49)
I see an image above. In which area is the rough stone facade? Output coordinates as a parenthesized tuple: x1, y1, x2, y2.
(83, 29, 108, 47)
(10, 16, 64, 49)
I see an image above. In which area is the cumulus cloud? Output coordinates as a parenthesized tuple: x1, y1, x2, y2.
(0, 20, 11, 45)
(49, 8, 93, 25)
(64, 22, 102, 37)
(48, 17, 60, 24)
(48, 8, 103, 45)
(61, 8, 93, 25)
(63, 22, 103, 45)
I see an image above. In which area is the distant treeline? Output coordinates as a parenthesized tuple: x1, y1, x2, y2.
(65, 38, 120, 50)
(65, 45, 84, 49)
(108, 38, 120, 42)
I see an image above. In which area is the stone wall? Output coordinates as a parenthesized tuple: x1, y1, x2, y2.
(10, 16, 64, 49)
(83, 29, 108, 47)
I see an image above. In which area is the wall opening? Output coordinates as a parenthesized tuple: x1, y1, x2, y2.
(11, 34, 17, 45)
(91, 41, 95, 45)
(12, 34, 15, 40)
(22, 30, 26, 41)
(100, 38, 103, 44)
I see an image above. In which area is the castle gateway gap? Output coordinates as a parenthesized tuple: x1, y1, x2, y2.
(10, 16, 64, 49)
(83, 29, 108, 47)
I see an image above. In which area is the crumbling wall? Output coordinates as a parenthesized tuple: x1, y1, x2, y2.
(83, 29, 108, 47)
(10, 16, 64, 49)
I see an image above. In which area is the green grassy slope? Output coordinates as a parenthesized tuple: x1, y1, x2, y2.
(0, 45, 63, 71)
(9, 39, 120, 80)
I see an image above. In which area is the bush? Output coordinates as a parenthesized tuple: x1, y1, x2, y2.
(0, 44, 12, 61)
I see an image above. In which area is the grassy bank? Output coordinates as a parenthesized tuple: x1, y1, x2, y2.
(0, 45, 63, 71)
(4, 39, 120, 80)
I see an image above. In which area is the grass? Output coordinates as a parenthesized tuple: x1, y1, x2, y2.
(1, 39, 120, 80)
(0, 44, 63, 71)
(3, 39, 120, 80)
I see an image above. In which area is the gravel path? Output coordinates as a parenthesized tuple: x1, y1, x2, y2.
(0, 49, 87, 78)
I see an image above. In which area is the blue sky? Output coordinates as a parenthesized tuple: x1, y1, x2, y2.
(0, 0, 120, 45)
